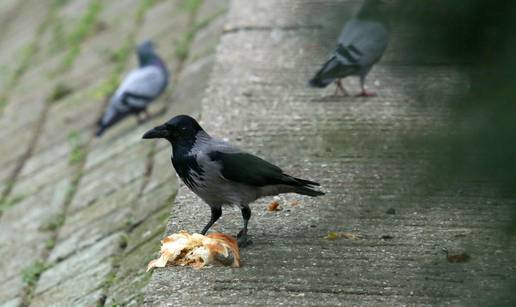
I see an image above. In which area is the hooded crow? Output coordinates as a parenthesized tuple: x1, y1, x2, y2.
(143, 115, 324, 247)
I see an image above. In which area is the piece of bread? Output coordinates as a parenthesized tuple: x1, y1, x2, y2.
(147, 231, 240, 270)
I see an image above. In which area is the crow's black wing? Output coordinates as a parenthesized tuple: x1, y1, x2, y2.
(209, 151, 285, 186)
(208, 151, 320, 189)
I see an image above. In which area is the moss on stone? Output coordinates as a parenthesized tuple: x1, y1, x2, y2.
(55, 0, 103, 73)
(22, 261, 48, 287)
(48, 82, 73, 103)
(40, 214, 65, 232)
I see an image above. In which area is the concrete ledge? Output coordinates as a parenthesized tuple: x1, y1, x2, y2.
(143, 1, 516, 306)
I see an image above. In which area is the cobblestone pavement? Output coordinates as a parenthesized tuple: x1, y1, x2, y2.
(0, 0, 228, 306)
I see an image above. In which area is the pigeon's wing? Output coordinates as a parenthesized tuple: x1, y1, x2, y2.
(96, 66, 166, 135)
(113, 65, 167, 109)
(207, 150, 320, 189)
(309, 54, 357, 87)
(337, 19, 389, 67)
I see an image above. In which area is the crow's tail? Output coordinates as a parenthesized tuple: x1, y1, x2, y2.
(294, 186, 325, 197)
(287, 176, 325, 197)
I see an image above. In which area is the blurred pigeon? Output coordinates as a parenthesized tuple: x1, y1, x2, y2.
(309, 0, 389, 96)
(96, 41, 169, 137)
(143, 115, 324, 247)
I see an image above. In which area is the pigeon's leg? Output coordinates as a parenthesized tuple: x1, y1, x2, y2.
(237, 206, 253, 248)
(334, 79, 349, 96)
(143, 109, 150, 120)
(136, 113, 145, 124)
(200, 206, 222, 235)
(136, 109, 151, 124)
(357, 76, 376, 97)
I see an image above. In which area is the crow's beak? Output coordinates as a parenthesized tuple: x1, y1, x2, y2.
(142, 125, 168, 139)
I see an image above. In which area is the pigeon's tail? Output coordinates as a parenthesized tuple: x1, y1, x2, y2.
(95, 125, 107, 137)
(308, 56, 340, 88)
(95, 110, 131, 138)
(95, 114, 107, 137)
(287, 176, 325, 197)
(308, 75, 333, 88)
(309, 55, 355, 88)
(308, 77, 332, 88)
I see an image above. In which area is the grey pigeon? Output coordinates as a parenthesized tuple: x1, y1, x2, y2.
(309, 0, 389, 96)
(96, 41, 169, 137)
(143, 115, 324, 247)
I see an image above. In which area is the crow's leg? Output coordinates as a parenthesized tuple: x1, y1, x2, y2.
(357, 75, 376, 97)
(334, 79, 349, 96)
(200, 206, 222, 235)
(237, 206, 252, 248)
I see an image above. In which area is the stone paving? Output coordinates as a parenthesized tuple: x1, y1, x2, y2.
(1, 0, 515, 306)
(143, 0, 516, 306)
(0, 0, 228, 306)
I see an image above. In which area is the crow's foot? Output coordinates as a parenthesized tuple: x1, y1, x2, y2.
(237, 229, 253, 248)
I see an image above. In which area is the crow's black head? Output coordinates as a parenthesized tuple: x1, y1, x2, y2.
(142, 115, 205, 148)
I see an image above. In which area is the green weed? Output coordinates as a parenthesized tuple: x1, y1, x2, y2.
(22, 261, 47, 287)
(48, 82, 73, 103)
(40, 214, 65, 231)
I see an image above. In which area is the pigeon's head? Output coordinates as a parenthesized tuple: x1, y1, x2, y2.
(137, 40, 156, 65)
(142, 115, 205, 147)
(357, 0, 390, 20)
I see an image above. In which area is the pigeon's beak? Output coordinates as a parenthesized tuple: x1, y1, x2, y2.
(143, 125, 168, 139)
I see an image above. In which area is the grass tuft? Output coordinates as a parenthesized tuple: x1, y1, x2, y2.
(49, 20, 65, 54)
(103, 271, 118, 288)
(11, 43, 37, 84)
(48, 83, 73, 103)
(67, 131, 87, 166)
(0, 194, 26, 213)
(22, 261, 47, 287)
(180, 0, 202, 13)
(94, 36, 134, 100)
(69, 145, 87, 165)
(45, 238, 56, 250)
(136, 0, 162, 22)
(40, 214, 65, 231)
(55, 0, 103, 73)
(175, 9, 224, 61)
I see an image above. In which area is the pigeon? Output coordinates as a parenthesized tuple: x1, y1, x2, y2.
(143, 115, 324, 247)
(96, 41, 169, 137)
(309, 0, 389, 96)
